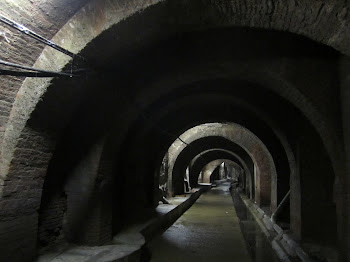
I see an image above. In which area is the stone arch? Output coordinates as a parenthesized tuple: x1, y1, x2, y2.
(200, 159, 243, 184)
(120, 84, 296, 208)
(166, 136, 254, 197)
(189, 149, 251, 193)
(200, 160, 224, 184)
(1, 0, 345, 190)
(168, 123, 277, 210)
(0, 10, 340, 248)
(0, 1, 346, 260)
(160, 137, 255, 201)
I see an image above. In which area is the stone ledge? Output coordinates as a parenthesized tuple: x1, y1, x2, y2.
(36, 186, 210, 262)
(237, 190, 313, 262)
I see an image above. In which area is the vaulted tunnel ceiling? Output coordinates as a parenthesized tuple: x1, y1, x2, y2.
(189, 149, 250, 186)
(0, 1, 347, 261)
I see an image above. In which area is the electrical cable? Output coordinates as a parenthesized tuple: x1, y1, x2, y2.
(0, 69, 79, 77)
(0, 58, 61, 73)
(0, 59, 87, 77)
(0, 14, 84, 61)
(0, 14, 89, 78)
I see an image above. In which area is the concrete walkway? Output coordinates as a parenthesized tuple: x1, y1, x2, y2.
(149, 184, 252, 262)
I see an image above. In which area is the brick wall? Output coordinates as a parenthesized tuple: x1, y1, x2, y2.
(64, 138, 113, 245)
(38, 192, 66, 251)
(0, 0, 88, 147)
(0, 126, 55, 261)
(0, 214, 38, 262)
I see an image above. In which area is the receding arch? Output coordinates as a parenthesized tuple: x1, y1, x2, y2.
(1, 0, 345, 191)
(165, 136, 254, 196)
(189, 149, 252, 195)
(199, 159, 243, 184)
(168, 123, 277, 210)
(0, 2, 345, 260)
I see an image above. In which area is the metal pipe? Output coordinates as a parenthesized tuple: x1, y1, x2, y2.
(271, 190, 290, 222)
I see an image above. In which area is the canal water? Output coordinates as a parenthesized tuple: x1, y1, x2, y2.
(231, 187, 280, 262)
(148, 183, 280, 262)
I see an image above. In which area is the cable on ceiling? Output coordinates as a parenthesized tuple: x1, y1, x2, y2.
(0, 69, 81, 77)
(0, 14, 85, 61)
(0, 58, 87, 77)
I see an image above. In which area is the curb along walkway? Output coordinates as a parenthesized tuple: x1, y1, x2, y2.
(36, 188, 208, 262)
(149, 184, 252, 262)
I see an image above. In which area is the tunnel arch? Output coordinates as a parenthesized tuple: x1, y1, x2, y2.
(199, 160, 224, 184)
(0, 20, 341, 242)
(0, 2, 345, 261)
(1, 0, 345, 191)
(168, 123, 277, 210)
(188, 149, 251, 194)
(199, 159, 243, 184)
(159, 139, 255, 201)
(192, 153, 250, 196)
(190, 149, 246, 178)
(124, 59, 341, 179)
(125, 87, 296, 202)
(159, 136, 254, 197)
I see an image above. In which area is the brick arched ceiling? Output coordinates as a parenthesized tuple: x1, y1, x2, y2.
(199, 159, 243, 183)
(168, 137, 255, 200)
(167, 123, 277, 209)
(171, 140, 254, 189)
(1, 0, 345, 182)
(119, 84, 295, 195)
(0, 1, 347, 261)
(189, 149, 250, 187)
(188, 149, 253, 199)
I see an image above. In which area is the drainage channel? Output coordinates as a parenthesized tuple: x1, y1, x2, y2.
(231, 188, 281, 262)
(147, 182, 280, 262)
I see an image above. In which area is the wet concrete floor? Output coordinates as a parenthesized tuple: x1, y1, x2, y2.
(148, 184, 253, 262)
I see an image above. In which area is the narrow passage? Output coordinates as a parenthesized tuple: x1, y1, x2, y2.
(148, 183, 252, 262)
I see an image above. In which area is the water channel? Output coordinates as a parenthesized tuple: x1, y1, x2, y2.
(148, 183, 280, 262)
